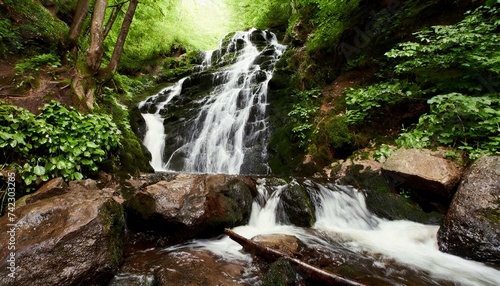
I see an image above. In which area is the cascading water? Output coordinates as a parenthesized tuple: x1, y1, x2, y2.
(174, 179, 500, 285)
(139, 29, 286, 174)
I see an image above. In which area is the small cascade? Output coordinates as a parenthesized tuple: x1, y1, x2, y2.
(177, 179, 500, 285)
(139, 29, 286, 174)
(139, 78, 187, 171)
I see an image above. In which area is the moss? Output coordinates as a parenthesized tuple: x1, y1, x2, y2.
(1, 0, 69, 56)
(98, 199, 125, 269)
(338, 164, 443, 224)
(477, 206, 500, 224)
(263, 259, 298, 286)
(278, 182, 316, 227)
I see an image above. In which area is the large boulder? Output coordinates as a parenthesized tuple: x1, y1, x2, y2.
(125, 174, 255, 239)
(438, 155, 500, 262)
(0, 182, 125, 286)
(382, 148, 463, 211)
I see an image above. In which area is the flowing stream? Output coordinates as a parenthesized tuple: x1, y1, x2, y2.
(136, 29, 500, 285)
(174, 179, 500, 285)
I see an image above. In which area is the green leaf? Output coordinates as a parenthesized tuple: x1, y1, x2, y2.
(33, 165, 46, 176)
(56, 160, 67, 170)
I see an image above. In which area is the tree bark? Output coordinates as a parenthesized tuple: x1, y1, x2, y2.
(69, 0, 91, 47)
(104, 0, 138, 75)
(86, 0, 108, 74)
(103, 3, 124, 40)
(224, 229, 367, 286)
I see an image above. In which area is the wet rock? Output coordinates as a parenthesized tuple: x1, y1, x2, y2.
(277, 181, 315, 227)
(0, 187, 125, 286)
(252, 234, 305, 257)
(337, 163, 443, 224)
(115, 248, 255, 286)
(16, 177, 69, 207)
(125, 174, 255, 239)
(382, 148, 463, 211)
(263, 259, 300, 286)
(438, 155, 500, 262)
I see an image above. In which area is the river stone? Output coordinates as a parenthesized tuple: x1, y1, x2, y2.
(382, 148, 462, 209)
(125, 174, 255, 239)
(277, 181, 315, 227)
(0, 187, 125, 286)
(113, 247, 252, 286)
(252, 234, 304, 258)
(438, 155, 500, 262)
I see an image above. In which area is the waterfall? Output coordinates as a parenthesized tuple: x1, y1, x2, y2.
(139, 78, 187, 171)
(139, 29, 286, 174)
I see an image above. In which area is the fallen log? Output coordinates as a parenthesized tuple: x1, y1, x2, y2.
(224, 229, 367, 286)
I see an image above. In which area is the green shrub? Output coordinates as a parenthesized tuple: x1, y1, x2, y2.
(345, 3, 500, 158)
(0, 101, 121, 190)
(287, 88, 321, 147)
(345, 79, 422, 124)
(397, 93, 500, 158)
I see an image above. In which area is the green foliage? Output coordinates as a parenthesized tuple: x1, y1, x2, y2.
(0, 18, 22, 57)
(1, 0, 69, 55)
(294, 0, 361, 53)
(345, 80, 422, 123)
(14, 53, 61, 89)
(227, 0, 291, 29)
(346, 3, 500, 159)
(287, 89, 320, 147)
(397, 93, 500, 159)
(373, 145, 394, 162)
(0, 102, 121, 190)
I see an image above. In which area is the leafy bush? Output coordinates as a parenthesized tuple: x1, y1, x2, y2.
(0, 101, 121, 189)
(287, 89, 321, 147)
(345, 3, 500, 158)
(345, 80, 422, 123)
(397, 93, 500, 158)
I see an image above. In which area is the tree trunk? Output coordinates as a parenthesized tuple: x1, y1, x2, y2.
(224, 229, 367, 286)
(103, 3, 124, 40)
(104, 0, 138, 75)
(86, 0, 108, 74)
(67, 0, 91, 62)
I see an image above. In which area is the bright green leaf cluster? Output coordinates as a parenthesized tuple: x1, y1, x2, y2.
(345, 79, 422, 123)
(287, 89, 321, 146)
(0, 101, 121, 189)
(397, 93, 500, 158)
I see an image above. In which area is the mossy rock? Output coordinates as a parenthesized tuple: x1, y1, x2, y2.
(277, 181, 316, 227)
(263, 259, 298, 286)
(338, 164, 442, 224)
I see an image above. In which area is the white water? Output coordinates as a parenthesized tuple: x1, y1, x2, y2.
(179, 179, 500, 285)
(141, 114, 166, 171)
(141, 29, 286, 174)
(139, 78, 187, 171)
(167, 30, 285, 174)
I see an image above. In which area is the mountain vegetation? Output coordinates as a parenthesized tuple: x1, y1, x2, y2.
(0, 0, 498, 191)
